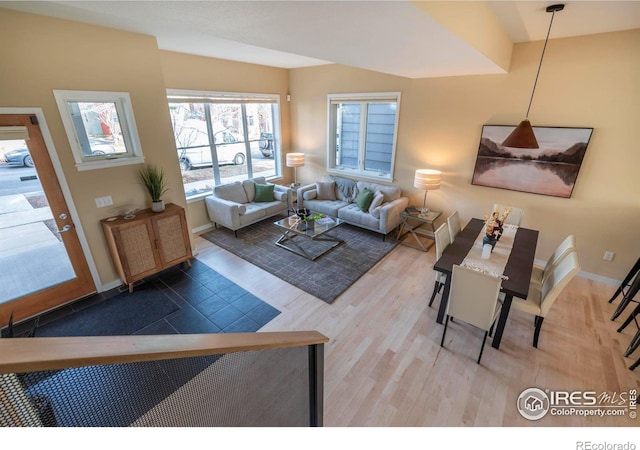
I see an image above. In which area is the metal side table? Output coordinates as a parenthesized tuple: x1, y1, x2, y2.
(396, 209, 441, 251)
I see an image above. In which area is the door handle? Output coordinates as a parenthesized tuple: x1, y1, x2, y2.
(58, 224, 72, 233)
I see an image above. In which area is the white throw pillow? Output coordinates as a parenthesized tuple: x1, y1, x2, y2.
(368, 190, 384, 214)
(303, 190, 317, 200)
(371, 205, 383, 219)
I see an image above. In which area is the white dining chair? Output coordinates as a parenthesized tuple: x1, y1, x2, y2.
(510, 251, 581, 348)
(446, 211, 461, 245)
(440, 264, 503, 364)
(530, 235, 576, 288)
(429, 223, 451, 307)
(493, 203, 524, 226)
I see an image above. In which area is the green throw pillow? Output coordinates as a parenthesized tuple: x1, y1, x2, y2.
(254, 183, 275, 202)
(355, 187, 374, 212)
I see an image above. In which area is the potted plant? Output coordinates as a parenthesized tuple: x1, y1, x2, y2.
(138, 164, 168, 212)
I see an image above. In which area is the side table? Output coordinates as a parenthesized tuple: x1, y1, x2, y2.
(396, 209, 442, 251)
(288, 189, 298, 216)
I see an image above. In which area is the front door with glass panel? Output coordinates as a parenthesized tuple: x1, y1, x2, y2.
(0, 114, 95, 327)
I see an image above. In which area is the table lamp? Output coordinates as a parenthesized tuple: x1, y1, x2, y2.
(414, 169, 441, 215)
(286, 153, 305, 188)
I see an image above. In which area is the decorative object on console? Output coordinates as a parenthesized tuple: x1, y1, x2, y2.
(138, 164, 168, 212)
(286, 152, 305, 188)
(501, 4, 565, 149)
(413, 169, 441, 215)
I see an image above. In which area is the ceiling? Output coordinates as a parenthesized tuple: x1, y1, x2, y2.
(2, 1, 640, 78)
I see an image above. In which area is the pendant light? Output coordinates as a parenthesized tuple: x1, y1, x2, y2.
(502, 4, 565, 149)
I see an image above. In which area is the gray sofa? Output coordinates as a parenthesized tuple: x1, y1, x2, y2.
(297, 176, 408, 237)
(205, 177, 292, 236)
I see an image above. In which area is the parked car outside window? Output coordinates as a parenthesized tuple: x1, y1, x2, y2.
(3, 148, 33, 167)
(177, 129, 246, 171)
(259, 132, 274, 157)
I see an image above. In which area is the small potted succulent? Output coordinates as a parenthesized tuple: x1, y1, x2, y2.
(138, 164, 168, 212)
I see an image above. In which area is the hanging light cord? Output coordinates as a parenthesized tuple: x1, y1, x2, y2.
(525, 9, 558, 119)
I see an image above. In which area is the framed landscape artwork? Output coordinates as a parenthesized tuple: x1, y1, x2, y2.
(471, 125, 593, 198)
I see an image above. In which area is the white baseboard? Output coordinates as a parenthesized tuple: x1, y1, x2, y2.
(98, 279, 124, 293)
(192, 223, 213, 234)
(577, 271, 620, 286)
(534, 258, 620, 286)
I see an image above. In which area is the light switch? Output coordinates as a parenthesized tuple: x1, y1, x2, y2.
(95, 196, 113, 208)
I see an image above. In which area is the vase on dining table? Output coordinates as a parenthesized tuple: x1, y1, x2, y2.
(483, 234, 498, 252)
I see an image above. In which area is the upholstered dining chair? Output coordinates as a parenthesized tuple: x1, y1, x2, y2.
(440, 265, 503, 364)
(530, 235, 576, 288)
(446, 211, 461, 245)
(429, 223, 451, 307)
(510, 251, 581, 348)
(493, 203, 524, 226)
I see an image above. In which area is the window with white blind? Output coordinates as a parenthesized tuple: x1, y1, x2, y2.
(327, 92, 401, 181)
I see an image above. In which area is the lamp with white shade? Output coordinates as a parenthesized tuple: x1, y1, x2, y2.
(286, 152, 305, 188)
(414, 169, 441, 215)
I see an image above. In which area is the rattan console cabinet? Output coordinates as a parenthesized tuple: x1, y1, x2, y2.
(101, 203, 192, 292)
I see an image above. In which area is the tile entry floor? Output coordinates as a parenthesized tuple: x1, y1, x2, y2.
(12, 259, 281, 337)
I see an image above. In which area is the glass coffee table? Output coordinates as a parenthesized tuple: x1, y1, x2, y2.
(273, 213, 344, 260)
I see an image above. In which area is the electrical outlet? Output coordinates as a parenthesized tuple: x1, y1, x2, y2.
(95, 196, 113, 208)
(603, 251, 615, 262)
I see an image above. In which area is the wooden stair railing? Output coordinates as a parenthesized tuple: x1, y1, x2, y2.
(1, 331, 329, 427)
(0, 331, 329, 374)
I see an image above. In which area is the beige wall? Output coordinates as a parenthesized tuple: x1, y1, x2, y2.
(289, 30, 640, 280)
(159, 51, 291, 233)
(1, 6, 637, 287)
(0, 9, 185, 287)
(0, 8, 292, 289)
(413, 1, 512, 72)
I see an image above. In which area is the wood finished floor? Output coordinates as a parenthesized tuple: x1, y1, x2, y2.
(194, 233, 640, 427)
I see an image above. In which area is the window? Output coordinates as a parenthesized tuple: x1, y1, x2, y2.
(167, 90, 281, 200)
(327, 92, 401, 181)
(53, 90, 144, 171)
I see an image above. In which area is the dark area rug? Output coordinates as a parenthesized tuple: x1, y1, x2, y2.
(201, 215, 398, 303)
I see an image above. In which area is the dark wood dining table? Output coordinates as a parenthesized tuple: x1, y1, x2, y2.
(433, 218, 539, 349)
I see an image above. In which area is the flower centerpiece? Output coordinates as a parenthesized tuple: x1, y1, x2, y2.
(291, 208, 323, 231)
(483, 206, 511, 250)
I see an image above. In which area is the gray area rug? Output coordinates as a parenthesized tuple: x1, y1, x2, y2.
(201, 215, 398, 303)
